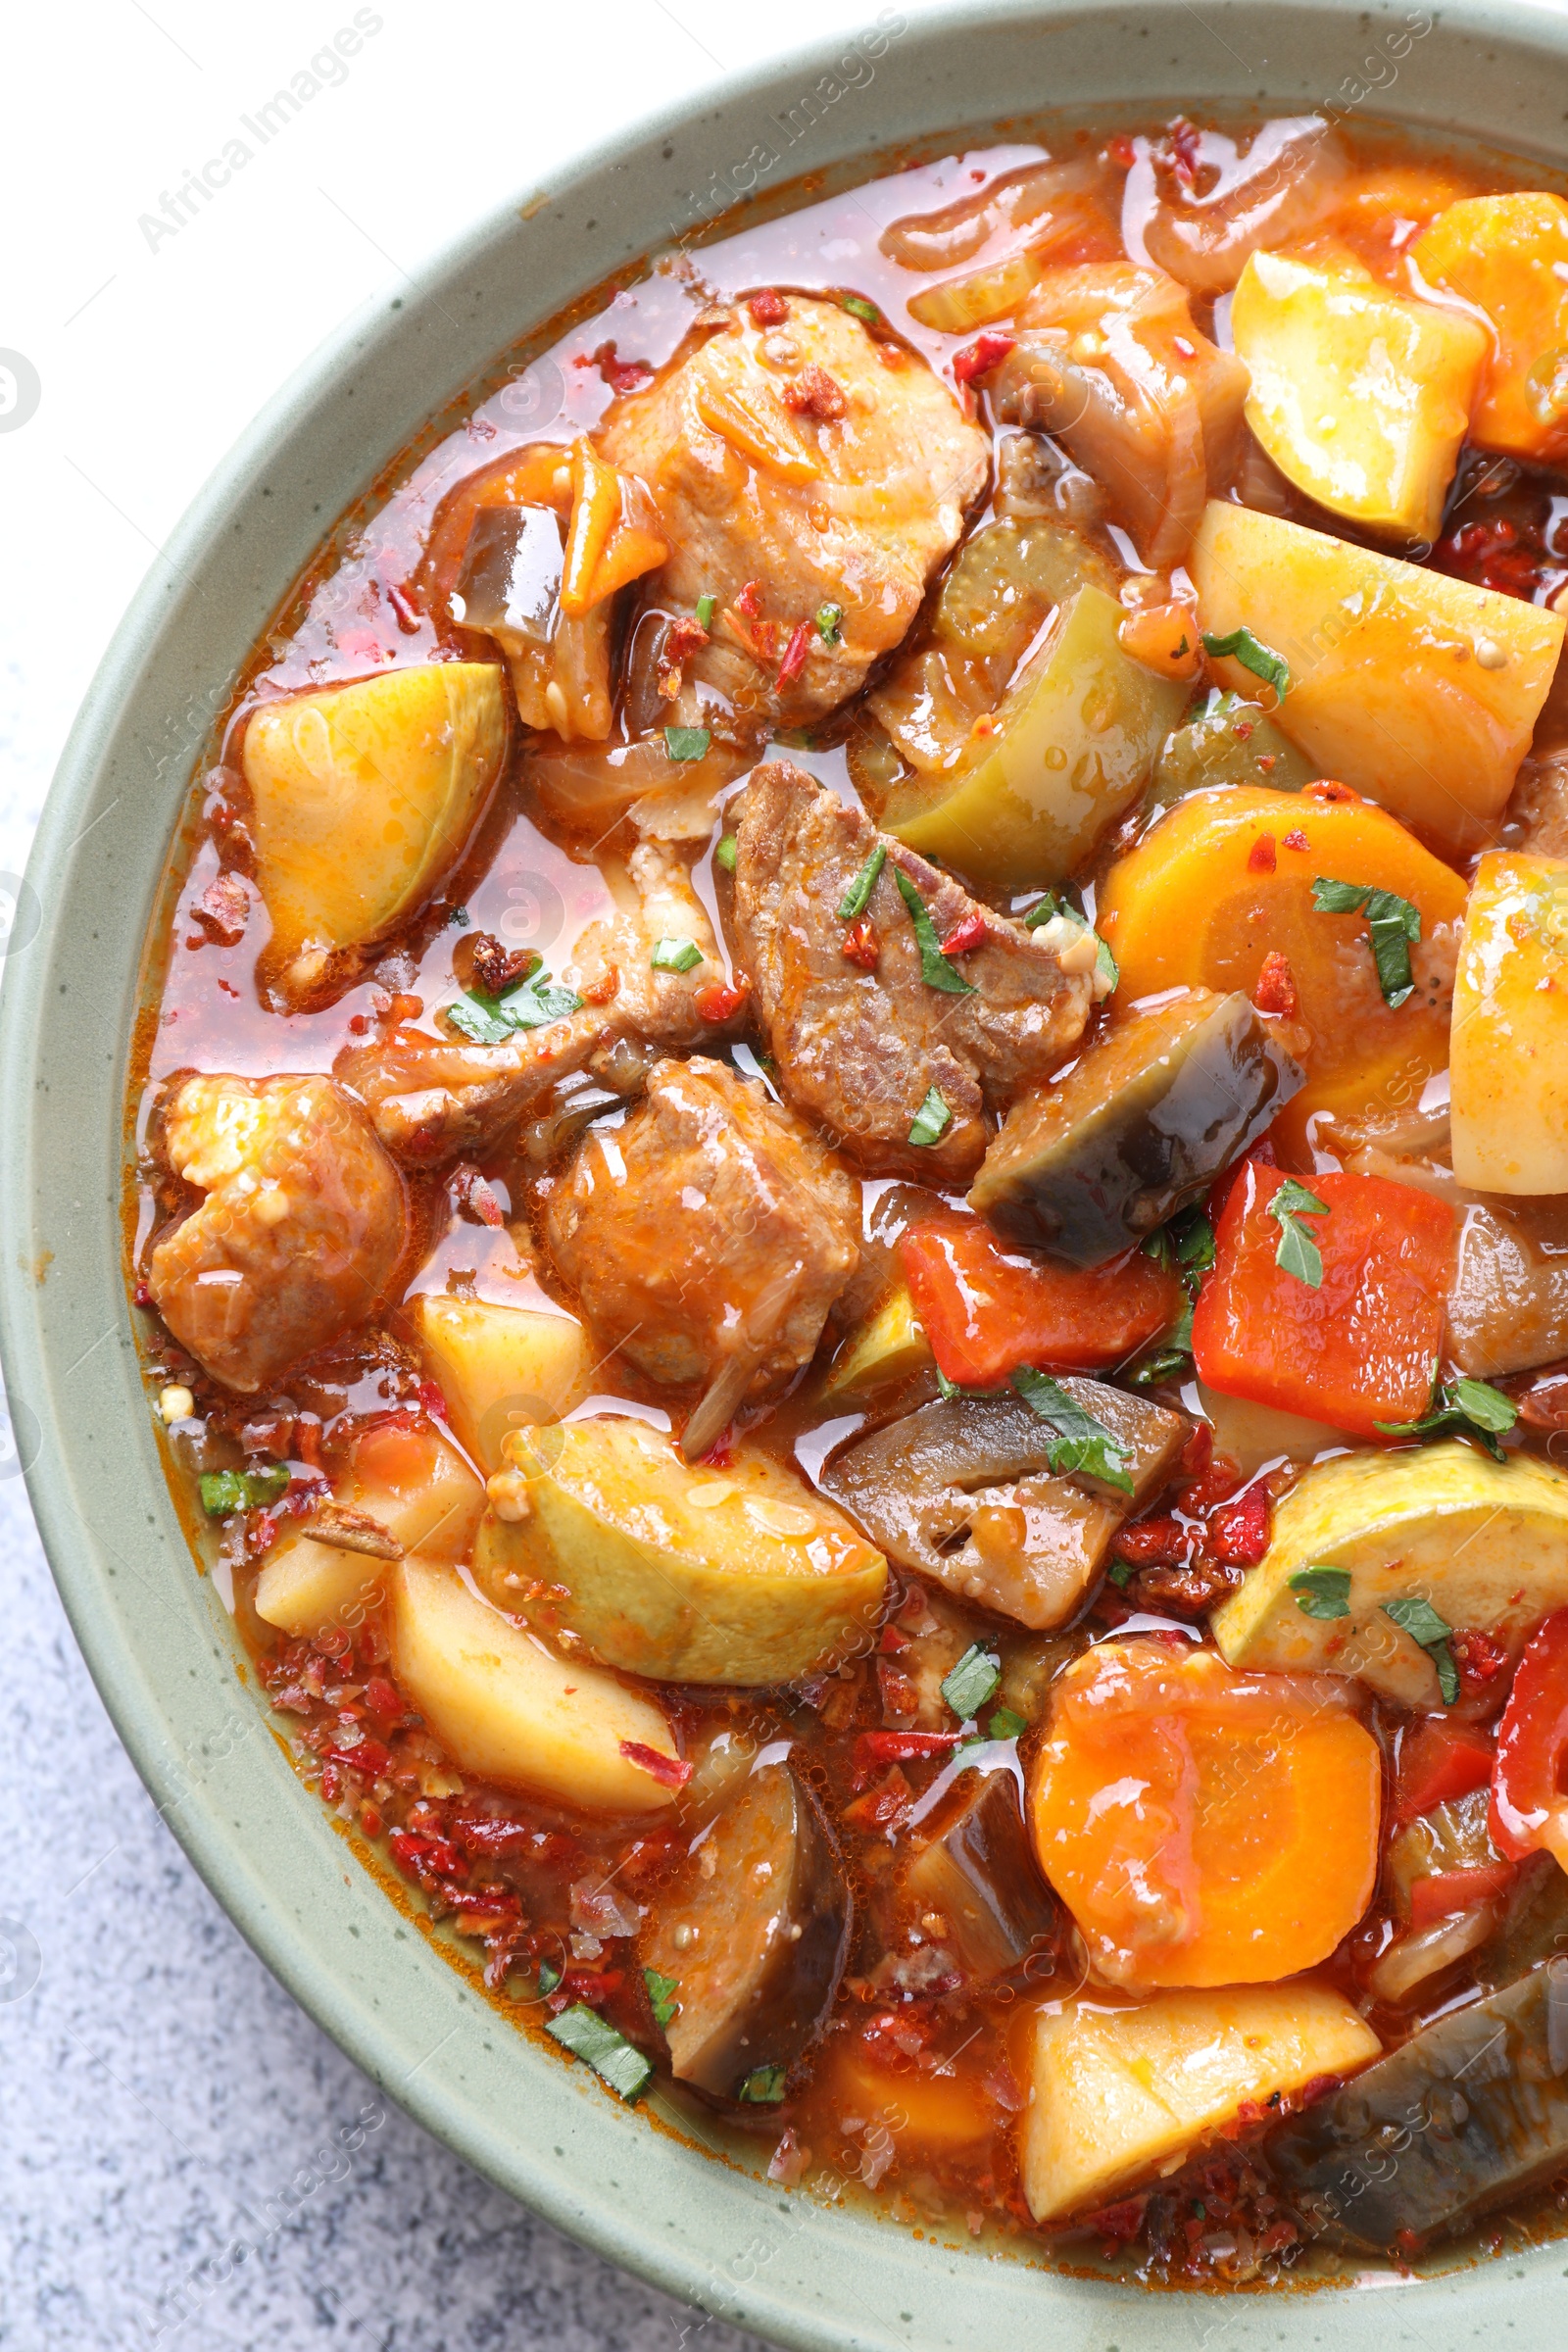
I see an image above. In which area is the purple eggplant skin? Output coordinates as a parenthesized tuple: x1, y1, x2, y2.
(1266, 1964, 1568, 2252)
(904, 1769, 1057, 1984)
(641, 1762, 850, 2101)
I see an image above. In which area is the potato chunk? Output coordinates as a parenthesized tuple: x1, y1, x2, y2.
(1190, 501, 1564, 853)
(1232, 247, 1486, 542)
(150, 1073, 407, 1394)
(1019, 1986, 1380, 2222)
(1413, 193, 1568, 463)
(473, 1416, 887, 1685)
(1450, 851, 1568, 1193)
(1211, 1442, 1568, 1704)
(388, 1553, 679, 1812)
(405, 1293, 590, 1470)
(244, 662, 506, 1001)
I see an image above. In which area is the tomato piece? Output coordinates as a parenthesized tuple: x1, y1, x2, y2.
(1491, 1607, 1568, 1867)
(1191, 1160, 1455, 1438)
(1393, 1718, 1495, 1829)
(1406, 1859, 1519, 1929)
(899, 1217, 1180, 1389)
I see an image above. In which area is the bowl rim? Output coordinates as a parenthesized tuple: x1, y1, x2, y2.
(8, 3, 1568, 2342)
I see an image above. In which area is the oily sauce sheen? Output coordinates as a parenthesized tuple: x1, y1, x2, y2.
(129, 114, 1568, 2288)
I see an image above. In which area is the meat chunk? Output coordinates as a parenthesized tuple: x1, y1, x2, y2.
(729, 762, 1092, 1181)
(337, 839, 737, 1162)
(149, 1074, 407, 1394)
(599, 296, 987, 727)
(544, 1055, 860, 1459)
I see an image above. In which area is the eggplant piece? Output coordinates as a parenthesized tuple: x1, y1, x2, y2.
(819, 1386, 1186, 1628)
(903, 1771, 1057, 1983)
(1267, 1967, 1568, 2250)
(641, 1762, 850, 2100)
(452, 503, 563, 648)
(969, 988, 1303, 1266)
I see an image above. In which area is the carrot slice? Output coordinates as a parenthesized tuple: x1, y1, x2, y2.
(1027, 1639, 1381, 1989)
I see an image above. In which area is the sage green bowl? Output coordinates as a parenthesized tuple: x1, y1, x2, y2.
(6, 3, 1568, 2342)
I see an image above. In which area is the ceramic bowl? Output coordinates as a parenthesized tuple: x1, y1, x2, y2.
(6, 4, 1568, 2342)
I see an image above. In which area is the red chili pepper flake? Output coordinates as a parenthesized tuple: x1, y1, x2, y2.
(362, 1674, 404, 1727)
(842, 1767, 914, 1834)
(953, 331, 1016, 386)
(1111, 1515, 1193, 1569)
(1233, 719, 1253, 741)
(781, 364, 848, 421)
(748, 288, 788, 326)
(451, 1161, 506, 1229)
(692, 979, 748, 1023)
(319, 1735, 393, 1781)
(939, 909, 989, 956)
(878, 1623, 910, 1653)
(1451, 1626, 1510, 1695)
(387, 581, 422, 634)
(1283, 827, 1309, 852)
(777, 620, 813, 687)
(1247, 832, 1277, 874)
(389, 1828, 464, 1878)
(842, 915, 879, 970)
(1303, 780, 1358, 805)
(619, 1740, 694, 1788)
(1168, 116, 1203, 186)
(736, 579, 764, 620)
(1252, 950, 1300, 1019)
(133, 1281, 154, 1308)
(1105, 134, 1139, 169)
(416, 1378, 449, 1422)
(1207, 1482, 1272, 1565)
(662, 613, 709, 664)
(1084, 2196, 1147, 2243)
(591, 339, 655, 396)
(1180, 1449, 1246, 1516)
(853, 1729, 963, 1788)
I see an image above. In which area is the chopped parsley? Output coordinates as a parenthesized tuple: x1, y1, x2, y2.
(1312, 877, 1422, 1009)
(1290, 1565, 1351, 1620)
(1130, 1207, 1213, 1385)
(643, 1967, 680, 2030)
(1010, 1368, 1135, 1495)
(941, 1644, 1002, 1721)
(650, 937, 705, 973)
(838, 844, 886, 920)
(894, 867, 974, 995)
(695, 593, 716, 630)
(1375, 1377, 1518, 1463)
(447, 960, 584, 1045)
(907, 1086, 953, 1148)
(199, 1465, 289, 1517)
(664, 724, 711, 761)
(1267, 1178, 1329, 1289)
(714, 834, 738, 873)
(1383, 1594, 1460, 1703)
(737, 2064, 789, 2103)
(1200, 625, 1291, 701)
(815, 602, 844, 646)
(545, 2004, 653, 2100)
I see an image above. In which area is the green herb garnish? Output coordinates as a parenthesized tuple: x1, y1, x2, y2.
(650, 937, 705, 973)
(1200, 625, 1291, 701)
(894, 867, 974, 995)
(1312, 877, 1422, 1009)
(538, 1958, 563, 1995)
(941, 1644, 1002, 1721)
(1128, 1297, 1196, 1390)
(837, 844, 886, 921)
(545, 2004, 654, 2100)
(737, 2064, 788, 2103)
(714, 834, 738, 873)
(1383, 1594, 1460, 1703)
(664, 724, 711, 761)
(199, 1465, 289, 1518)
(988, 1706, 1028, 1741)
(447, 961, 583, 1045)
(1010, 1368, 1135, 1495)
(1018, 890, 1114, 990)
(695, 593, 716, 630)
(1130, 1208, 1213, 1384)
(815, 603, 844, 646)
(643, 1967, 680, 2030)
(1375, 1377, 1518, 1464)
(1267, 1178, 1329, 1289)
(1022, 892, 1063, 928)
(1290, 1565, 1352, 1620)
(908, 1086, 953, 1149)
(1106, 1558, 1137, 1591)
(842, 296, 881, 325)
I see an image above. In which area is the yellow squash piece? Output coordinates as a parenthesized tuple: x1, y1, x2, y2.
(388, 1553, 679, 1813)
(821, 1280, 932, 1400)
(1232, 247, 1486, 542)
(244, 662, 506, 996)
(1211, 1442, 1568, 1705)
(1018, 1986, 1380, 2222)
(1413, 192, 1568, 463)
(253, 1424, 485, 1641)
(405, 1293, 590, 1471)
(1450, 850, 1568, 1193)
(472, 1415, 887, 1685)
(880, 584, 1187, 888)
(1190, 501, 1564, 854)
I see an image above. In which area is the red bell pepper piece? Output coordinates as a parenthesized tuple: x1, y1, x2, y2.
(1191, 1160, 1455, 1438)
(1406, 1860, 1519, 1929)
(953, 331, 1016, 385)
(1492, 1608, 1568, 1866)
(899, 1218, 1181, 1389)
(1393, 1718, 1495, 1829)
